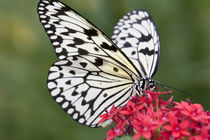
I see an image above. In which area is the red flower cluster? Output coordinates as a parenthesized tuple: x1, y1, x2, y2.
(98, 90, 210, 140)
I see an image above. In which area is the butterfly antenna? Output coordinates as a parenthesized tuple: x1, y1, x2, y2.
(155, 80, 169, 91)
(155, 81, 194, 98)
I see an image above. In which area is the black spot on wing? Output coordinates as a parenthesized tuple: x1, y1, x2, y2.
(52, 20, 60, 25)
(84, 28, 98, 36)
(66, 61, 73, 66)
(139, 34, 152, 42)
(100, 42, 110, 49)
(56, 65, 62, 71)
(139, 48, 158, 56)
(120, 37, 126, 40)
(59, 73, 64, 79)
(61, 29, 77, 35)
(74, 38, 85, 45)
(101, 42, 117, 52)
(78, 48, 89, 55)
(81, 91, 87, 97)
(103, 93, 107, 97)
(81, 100, 87, 106)
(94, 47, 99, 52)
(131, 51, 136, 55)
(110, 45, 117, 52)
(72, 56, 78, 60)
(65, 80, 71, 85)
(69, 70, 75, 75)
(72, 91, 79, 96)
(80, 62, 87, 68)
(94, 58, 103, 66)
(61, 4, 71, 12)
(113, 67, 119, 72)
(123, 42, 131, 48)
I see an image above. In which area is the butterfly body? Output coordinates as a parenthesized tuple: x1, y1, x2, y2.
(38, 0, 160, 127)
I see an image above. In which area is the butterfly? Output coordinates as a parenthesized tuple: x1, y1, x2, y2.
(38, 0, 160, 127)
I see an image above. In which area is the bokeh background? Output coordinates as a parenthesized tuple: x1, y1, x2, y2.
(0, 0, 209, 140)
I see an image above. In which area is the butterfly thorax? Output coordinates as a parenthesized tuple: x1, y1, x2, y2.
(135, 77, 156, 95)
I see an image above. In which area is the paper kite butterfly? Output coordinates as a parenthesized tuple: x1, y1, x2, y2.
(38, 0, 160, 127)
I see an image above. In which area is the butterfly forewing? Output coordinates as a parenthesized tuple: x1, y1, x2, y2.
(38, 0, 139, 76)
(112, 10, 160, 78)
(38, 0, 140, 127)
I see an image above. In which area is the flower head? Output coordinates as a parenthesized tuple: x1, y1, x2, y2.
(174, 101, 208, 123)
(98, 90, 209, 140)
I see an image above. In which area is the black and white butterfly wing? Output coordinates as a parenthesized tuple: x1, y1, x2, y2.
(112, 10, 160, 78)
(47, 56, 134, 127)
(38, 0, 140, 127)
(38, 0, 139, 76)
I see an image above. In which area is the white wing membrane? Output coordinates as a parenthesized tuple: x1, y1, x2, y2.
(112, 10, 160, 77)
(47, 56, 134, 127)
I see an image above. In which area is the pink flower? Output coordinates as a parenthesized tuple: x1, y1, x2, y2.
(119, 100, 144, 116)
(159, 96, 173, 109)
(164, 112, 190, 138)
(174, 101, 207, 122)
(189, 125, 210, 140)
(156, 110, 170, 125)
(105, 120, 128, 140)
(132, 110, 160, 139)
(98, 105, 122, 124)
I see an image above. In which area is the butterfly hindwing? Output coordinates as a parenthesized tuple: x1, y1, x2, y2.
(112, 10, 160, 78)
(47, 56, 134, 127)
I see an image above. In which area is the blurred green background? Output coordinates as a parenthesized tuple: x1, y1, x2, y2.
(0, 0, 209, 140)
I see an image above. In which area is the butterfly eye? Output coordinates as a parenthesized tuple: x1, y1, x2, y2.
(149, 85, 156, 91)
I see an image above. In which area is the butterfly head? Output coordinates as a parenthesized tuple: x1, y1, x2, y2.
(136, 77, 157, 94)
